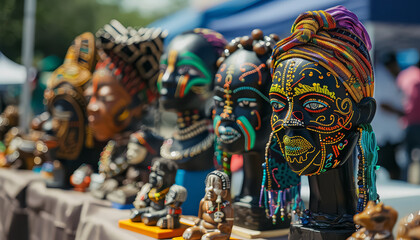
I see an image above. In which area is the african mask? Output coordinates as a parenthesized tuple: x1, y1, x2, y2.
(270, 58, 364, 175)
(269, 8, 376, 177)
(44, 32, 96, 161)
(87, 20, 166, 141)
(158, 28, 226, 112)
(213, 30, 276, 154)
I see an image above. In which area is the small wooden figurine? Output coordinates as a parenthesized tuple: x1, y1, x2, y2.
(130, 158, 177, 225)
(348, 201, 398, 240)
(157, 184, 187, 229)
(397, 211, 420, 240)
(182, 170, 233, 240)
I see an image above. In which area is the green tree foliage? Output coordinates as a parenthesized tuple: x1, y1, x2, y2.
(0, 0, 186, 63)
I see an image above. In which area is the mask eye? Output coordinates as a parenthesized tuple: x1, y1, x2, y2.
(303, 99, 328, 113)
(271, 99, 285, 112)
(238, 98, 257, 108)
(213, 96, 224, 107)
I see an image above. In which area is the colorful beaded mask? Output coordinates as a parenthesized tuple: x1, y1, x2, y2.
(265, 5, 378, 213)
(213, 30, 275, 154)
(158, 28, 226, 111)
(269, 6, 375, 176)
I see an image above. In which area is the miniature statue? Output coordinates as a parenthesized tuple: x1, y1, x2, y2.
(105, 129, 164, 205)
(130, 158, 178, 225)
(158, 28, 226, 215)
(261, 6, 378, 239)
(213, 29, 297, 230)
(182, 170, 233, 240)
(397, 211, 420, 240)
(348, 201, 398, 240)
(156, 184, 187, 229)
(84, 20, 166, 199)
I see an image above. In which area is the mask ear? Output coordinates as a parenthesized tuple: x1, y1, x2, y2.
(355, 97, 376, 125)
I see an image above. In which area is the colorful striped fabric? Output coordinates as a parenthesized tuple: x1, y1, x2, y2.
(271, 5, 374, 103)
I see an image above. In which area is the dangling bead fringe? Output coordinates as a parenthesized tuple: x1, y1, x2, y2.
(357, 124, 379, 212)
(259, 131, 303, 224)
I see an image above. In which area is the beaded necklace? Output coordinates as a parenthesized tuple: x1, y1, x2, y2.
(173, 119, 210, 141)
(160, 133, 214, 161)
(206, 200, 230, 214)
(148, 187, 170, 202)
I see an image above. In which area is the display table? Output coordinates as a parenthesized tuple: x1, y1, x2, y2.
(26, 181, 109, 240)
(0, 168, 419, 240)
(75, 201, 157, 240)
(0, 169, 42, 240)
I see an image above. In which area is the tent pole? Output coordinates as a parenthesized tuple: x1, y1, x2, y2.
(19, 0, 37, 133)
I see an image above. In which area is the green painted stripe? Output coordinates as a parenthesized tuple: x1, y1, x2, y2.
(183, 77, 211, 96)
(238, 116, 256, 150)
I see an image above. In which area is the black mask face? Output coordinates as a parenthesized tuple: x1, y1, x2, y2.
(213, 49, 271, 154)
(157, 33, 219, 112)
(270, 58, 371, 175)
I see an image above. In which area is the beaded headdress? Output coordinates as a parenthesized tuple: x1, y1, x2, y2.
(205, 170, 231, 190)
(95, 20, 167, 106)
(271, 5, 373, 103)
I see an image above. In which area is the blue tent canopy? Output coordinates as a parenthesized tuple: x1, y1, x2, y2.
(150, 0, 420, 46)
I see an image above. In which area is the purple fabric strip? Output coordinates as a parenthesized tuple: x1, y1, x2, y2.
(325, 5, 372, 50)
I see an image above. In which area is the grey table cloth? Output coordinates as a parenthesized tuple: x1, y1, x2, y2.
(0, 168, 42, 240)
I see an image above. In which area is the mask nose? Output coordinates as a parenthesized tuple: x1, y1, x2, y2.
(283, 110, 305, 128)
(159, 69, 177, 97)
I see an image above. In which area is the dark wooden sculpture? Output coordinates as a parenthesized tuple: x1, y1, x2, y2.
(157, 28, 226, 215)
(157, 184, 187, 229)
(265, 6, 378, 239)
(213, 29, 290, 230)
(130, 158, 178, 225)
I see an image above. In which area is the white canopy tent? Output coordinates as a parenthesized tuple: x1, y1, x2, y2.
(0, 52, 26, 85)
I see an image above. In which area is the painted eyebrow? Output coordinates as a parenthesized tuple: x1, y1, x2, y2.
(298, 93, 333, 101)
(233, 86, 269, 103)
(213, 96, 223, 101)
(237, 98, 256, 102)
(269, 92, 287, 100)
(176, 52, 211, 80)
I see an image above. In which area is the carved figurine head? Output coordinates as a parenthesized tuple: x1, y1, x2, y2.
(353, 201, 398, 234)
(213, 29, 279, 154)
(397, 211, 420, 240)
(149, 158, 178, 190)
(269, 6, 376, 176)
(87, 20, 166, 141)
(204, 170, 231, 202)
(43, 32, 96, 160)
(165, 184, 187, 208)
(158, 28, 226, 112)
(126, 130, 163, 165)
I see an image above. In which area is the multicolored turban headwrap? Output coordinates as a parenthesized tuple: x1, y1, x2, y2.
(271, 5, 373, 103)
(95, 20, 167, 106)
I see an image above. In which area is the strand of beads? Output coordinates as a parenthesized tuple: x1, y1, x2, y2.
(357, 127, 367, 212)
